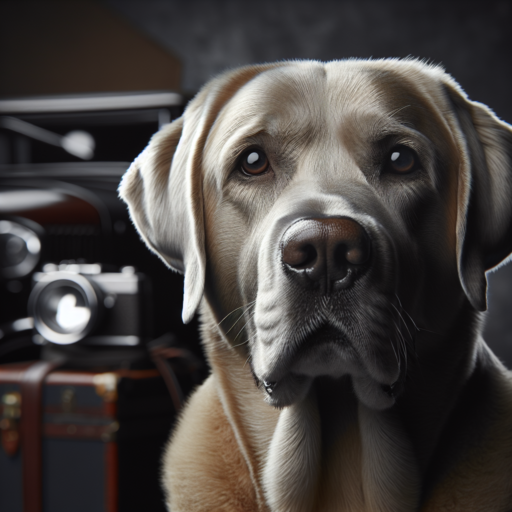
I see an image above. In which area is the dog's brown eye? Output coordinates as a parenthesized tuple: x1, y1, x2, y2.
(240, 149, 269, 175)
(387, 146, 418, 174)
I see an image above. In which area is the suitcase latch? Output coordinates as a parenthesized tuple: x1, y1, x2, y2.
(1, 392, 21, 456)
(93, 373, 118, 402)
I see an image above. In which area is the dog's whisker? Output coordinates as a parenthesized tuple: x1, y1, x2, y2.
(392, 319, 408, 378)
(391, 302, 414, 341)
(388, 333, 401, 371)
(231, 338, 251, 349)
(402, 310, 421, 333)
(232, 331, 259, 349)
(397, 305, 418, 356)
(395, 297, 441, 338)
(224, 302, 256, 336)
(233, 310, 256, 344)
(394, 294, 424, 334)
(243, 354, 252, 369)
(388, 314, 402, 368)
(395, 322, 408, 363)
(217, 300, 256, 328)
(224, 312, 247, 336)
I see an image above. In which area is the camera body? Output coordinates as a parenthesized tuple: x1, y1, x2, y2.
(0, 91, 201, 364)
(29, 263, 151, 346)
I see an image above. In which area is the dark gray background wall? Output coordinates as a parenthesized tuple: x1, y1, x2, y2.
(106, 0, 512, 366)
(106, 0, 512, 116)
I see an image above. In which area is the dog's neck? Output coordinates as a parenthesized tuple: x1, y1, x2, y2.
(261, 380, 422, 512)
(200, 301, 492, 512)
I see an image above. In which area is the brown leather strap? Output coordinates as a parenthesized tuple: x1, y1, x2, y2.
(21, 360, 62, 512)
(150, 347, 184, 412)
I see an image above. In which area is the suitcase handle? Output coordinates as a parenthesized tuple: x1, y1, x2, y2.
(21, 359, 65, 512)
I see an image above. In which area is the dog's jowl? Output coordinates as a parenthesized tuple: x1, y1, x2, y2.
(120, 59, 512, 512)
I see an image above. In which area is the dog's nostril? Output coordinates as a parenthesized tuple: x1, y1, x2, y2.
(283, 242, 317, 269)
(335, 242, 370, 267)
(346, 248, 364, 265)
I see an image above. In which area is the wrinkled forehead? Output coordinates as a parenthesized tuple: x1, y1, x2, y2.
(207, 63, 377, 145)
(205, 61, 447, 157)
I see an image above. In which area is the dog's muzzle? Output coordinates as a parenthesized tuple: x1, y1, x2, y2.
(281, 217, 371, 293)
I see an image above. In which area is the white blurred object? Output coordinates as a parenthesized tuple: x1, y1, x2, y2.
(0, 116, 95, 160)
(56, 294, 91, 330)
(61, 130, 95, 160)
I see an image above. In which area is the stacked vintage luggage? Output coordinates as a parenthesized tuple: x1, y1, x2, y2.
(0, 355, 185, 512)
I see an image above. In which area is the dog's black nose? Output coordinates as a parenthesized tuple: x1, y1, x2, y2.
(281, 217, 370, 292)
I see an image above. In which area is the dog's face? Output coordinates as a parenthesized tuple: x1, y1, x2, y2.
(120, 60, 512, 411)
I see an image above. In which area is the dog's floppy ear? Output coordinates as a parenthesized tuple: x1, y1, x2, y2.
(119, 64, 279, 323)
(444, 80, 512, 311)
(119, 117, 200, 322)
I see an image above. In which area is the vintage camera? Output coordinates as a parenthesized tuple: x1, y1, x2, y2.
(28, 263, 151, 346)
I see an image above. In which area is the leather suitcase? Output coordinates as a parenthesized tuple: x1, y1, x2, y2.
(0, 361, 177, 512)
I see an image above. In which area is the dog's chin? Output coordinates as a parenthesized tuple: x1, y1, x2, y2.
(261, 372, 397, 410)
(255, 326, 400, 410)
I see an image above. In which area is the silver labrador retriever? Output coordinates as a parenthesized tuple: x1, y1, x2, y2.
(120, 59, 512, 512)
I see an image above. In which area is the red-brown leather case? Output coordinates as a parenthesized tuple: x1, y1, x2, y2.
(0, 362, 175, 512)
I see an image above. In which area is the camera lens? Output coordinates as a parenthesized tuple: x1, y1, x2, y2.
(29, 272, 102, 344)
(0, 220, 41, 279)
(2, 235, 27, 266)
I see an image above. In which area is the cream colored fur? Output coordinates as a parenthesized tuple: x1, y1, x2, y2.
(120, 59, 512, 511)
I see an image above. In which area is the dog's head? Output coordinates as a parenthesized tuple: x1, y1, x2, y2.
(120, 59, 512, 410)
